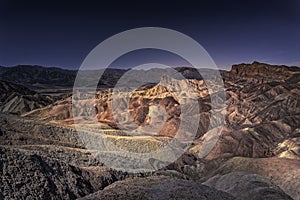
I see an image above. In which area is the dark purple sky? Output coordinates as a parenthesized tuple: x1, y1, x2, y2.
(0, 0, 300, 69)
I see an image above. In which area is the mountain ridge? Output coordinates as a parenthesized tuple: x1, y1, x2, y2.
(1, 62, 299, 90)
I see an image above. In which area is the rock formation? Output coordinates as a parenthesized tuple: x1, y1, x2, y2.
(1, 62, 299, 199)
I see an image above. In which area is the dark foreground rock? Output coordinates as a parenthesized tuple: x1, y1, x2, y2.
(0, 146, 129, 199)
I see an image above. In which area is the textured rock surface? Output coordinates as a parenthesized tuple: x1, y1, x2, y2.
(203, 172, 292, 200)
(205, 157, 300, 199)
(79, 176, 235, 200)
(0, 146, 130, 199)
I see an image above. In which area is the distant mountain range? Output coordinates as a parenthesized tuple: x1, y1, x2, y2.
(0, 65, 225, 89)
(0, 65, 77, 89)
(1, 62, 298, 88)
